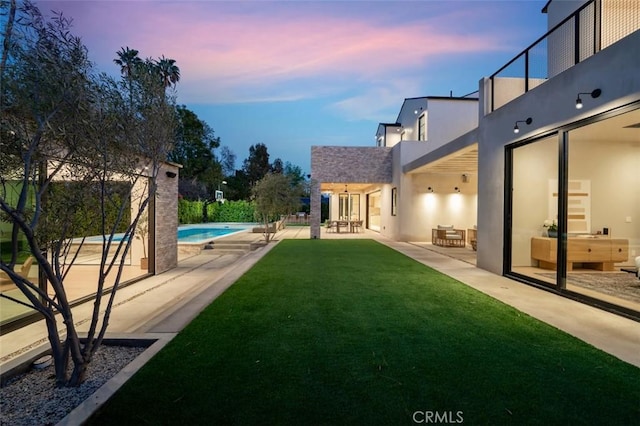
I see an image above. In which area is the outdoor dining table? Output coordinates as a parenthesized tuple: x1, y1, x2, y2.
(336, 220, 349, 233)
(330, 220, 362, 233)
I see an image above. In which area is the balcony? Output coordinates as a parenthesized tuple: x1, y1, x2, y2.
(487, 0, 640, 113)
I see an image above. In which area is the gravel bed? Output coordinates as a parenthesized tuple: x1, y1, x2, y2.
(0, 345, 145, 425)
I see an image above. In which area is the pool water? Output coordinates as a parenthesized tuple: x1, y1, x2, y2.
(85, 224, 251, 244)
(177, 226, 246, 243)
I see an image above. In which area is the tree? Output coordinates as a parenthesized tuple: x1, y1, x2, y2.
(242, 143, 271, 188)
(113, 46, 142, 107)
(283, 161, 306, 187)
(170, 105, 222, 201)
(271, 158, 283, 174)
(252, 173, 302, 243)
(0, 1, 178, 387)
(228, 143, 272, 201)
(224, 169, 250, 201)
(219, 145, 236, 178)
(155, 55, 180, 88)
(113, 46, 142, 79)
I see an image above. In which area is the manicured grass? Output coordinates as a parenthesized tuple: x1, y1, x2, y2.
(90, 240, 640, 425)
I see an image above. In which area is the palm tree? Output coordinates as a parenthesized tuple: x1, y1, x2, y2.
(114, 47, 142, 107)
(155, 55, 180, 88)
(114, 46, 141, 78)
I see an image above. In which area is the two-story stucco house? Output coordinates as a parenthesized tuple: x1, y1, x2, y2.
(310, 0, 640, 319)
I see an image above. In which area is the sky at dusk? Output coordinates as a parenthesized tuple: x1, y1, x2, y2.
(36, 0, 548, 174)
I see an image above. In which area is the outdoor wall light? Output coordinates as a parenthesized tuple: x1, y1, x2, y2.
(454, 187, 460, 193)
(513, 117, 532, 134)
(575, 88, 601, 109)
(427, 186, 434, 193)
(414, 107, 423, 115)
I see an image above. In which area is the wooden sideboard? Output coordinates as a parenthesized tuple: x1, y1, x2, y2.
(531, 237, 629, 271)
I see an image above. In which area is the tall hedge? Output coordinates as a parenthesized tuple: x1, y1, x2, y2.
(178, 199, 204, 224)
(178, 199, 255, 224)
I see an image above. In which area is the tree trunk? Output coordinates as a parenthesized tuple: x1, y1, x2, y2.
(262, 214, 271, 243)
(202, 200, 209, 223)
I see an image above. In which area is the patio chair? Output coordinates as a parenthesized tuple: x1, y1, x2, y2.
(432, 225, 466, 247)
(0, 256, 34, 285)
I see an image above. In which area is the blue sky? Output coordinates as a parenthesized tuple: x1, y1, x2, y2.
(39, 0, 549, 174)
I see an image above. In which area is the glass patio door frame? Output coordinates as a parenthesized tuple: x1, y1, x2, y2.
(504, 102, 640, 320)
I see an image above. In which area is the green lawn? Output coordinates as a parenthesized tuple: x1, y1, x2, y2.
(90, 240, 640, 425)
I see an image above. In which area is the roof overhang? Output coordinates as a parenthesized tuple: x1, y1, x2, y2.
(403, 128, 478, 174)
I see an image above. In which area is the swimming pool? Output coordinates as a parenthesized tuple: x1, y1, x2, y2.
(85, 223, 253, 244)
(177, 224, 251, 243)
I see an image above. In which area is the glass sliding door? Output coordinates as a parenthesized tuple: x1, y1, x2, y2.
(368, 191, 381, 232)
(508, 106, 640, 316)
(509, 134, 559, 287)
(564, 109, 640, 311)
(338, 193, 360, 221)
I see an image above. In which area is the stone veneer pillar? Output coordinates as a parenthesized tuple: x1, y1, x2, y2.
(310, 179, 321, 239)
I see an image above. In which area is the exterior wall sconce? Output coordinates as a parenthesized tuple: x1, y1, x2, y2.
(414, 107, 423, 115)
(513, 117, 532, 134)
(575, 88, 601, 109)
(454, 187, 460, 193)
(427, 186, 434, 193)
(462, 173, 469, 183)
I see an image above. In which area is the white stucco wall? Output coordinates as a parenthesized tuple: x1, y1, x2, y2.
(426, 99, 478, 149)
(377, 124, 402, 148)
(398, 141, 434, 167)
(396, 98, 428, 139)
(385, 130, 402, 148)
(397, 173, 478, 242)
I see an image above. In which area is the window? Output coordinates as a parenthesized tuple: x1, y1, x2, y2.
(418, 114, 426, 141)
(338, 193, 360, 220)
(391, 187, 397, 216)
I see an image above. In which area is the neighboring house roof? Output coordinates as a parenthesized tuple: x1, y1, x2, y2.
(394, 94, 479, 123)
(376, 122, 401, 135)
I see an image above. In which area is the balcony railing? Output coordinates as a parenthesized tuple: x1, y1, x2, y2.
(488, 0, 640, 112)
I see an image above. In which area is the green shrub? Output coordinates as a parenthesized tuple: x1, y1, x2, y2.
(179, 199, 255, 224)
(178, 199, 204, 224)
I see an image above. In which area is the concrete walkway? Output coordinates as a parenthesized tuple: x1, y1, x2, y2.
(1, 226, 639, 423)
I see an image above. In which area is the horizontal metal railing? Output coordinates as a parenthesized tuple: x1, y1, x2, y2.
(488, 0, 640, 112)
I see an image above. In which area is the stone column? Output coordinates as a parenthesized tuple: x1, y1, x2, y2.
(310, 178, 321, 239)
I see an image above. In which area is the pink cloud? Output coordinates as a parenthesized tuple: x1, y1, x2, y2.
(39, 1, 519, 104)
